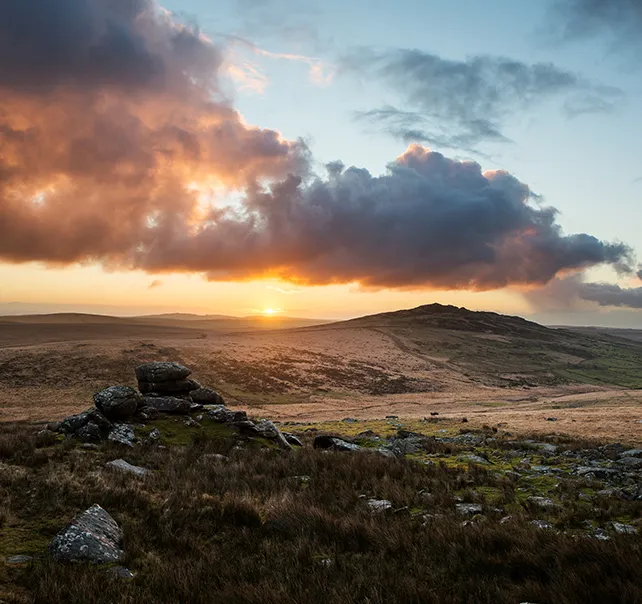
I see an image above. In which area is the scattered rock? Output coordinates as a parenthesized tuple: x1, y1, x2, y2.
(94, 386, 140, 421)
(530, 520, 553, 530)
(106, 459, 150, 477)
(367, 499, 392, 513)
(546, 417, 558, 422)
(461, 418, 469, 423)
(282, 432, 303, 447)
(207, 405, 247, 423)
(145, 428, 161, 444)
(76, 422, 104, 443)
(617, 456, 642, 468)
(611, 522, 637, 535)
(620, 449, 642, 459)
(49, 504, 124, 564)
(254, 419, 293, 450)
(455, 503, 483, 516)
(460, 454, 491, 465)
(576, 466, 619, 480)
(313, 435, 363, 452)
(107, 424, 136, 447)
(342, 417, 358, 423)
(6, 555, 34, 565)
(528, 497, 561, 511)
(202, 453, 228, 462)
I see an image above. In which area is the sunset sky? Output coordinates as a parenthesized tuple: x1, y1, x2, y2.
(1, 0, 642, 324)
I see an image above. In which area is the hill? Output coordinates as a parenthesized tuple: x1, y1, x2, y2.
(294, 303, 642, 389)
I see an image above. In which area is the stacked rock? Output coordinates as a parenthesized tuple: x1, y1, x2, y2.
(135, 362, 199, 398)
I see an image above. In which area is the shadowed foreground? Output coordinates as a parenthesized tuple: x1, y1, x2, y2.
(1, 418, 642, 604)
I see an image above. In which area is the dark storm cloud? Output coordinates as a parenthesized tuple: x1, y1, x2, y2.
(135, 144, 634, 290)
(0, 0, 635, 291)
(345, 49, 621, 149)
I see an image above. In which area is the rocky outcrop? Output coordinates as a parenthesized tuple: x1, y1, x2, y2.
(93, 386, 140, 421)
(49, 504, 124, 564)
(135, 362, 200, 399)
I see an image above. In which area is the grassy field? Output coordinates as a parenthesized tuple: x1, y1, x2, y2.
(2, 417, 642, 603)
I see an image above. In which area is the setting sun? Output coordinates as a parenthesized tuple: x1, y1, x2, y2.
(262, 307, 280, 316)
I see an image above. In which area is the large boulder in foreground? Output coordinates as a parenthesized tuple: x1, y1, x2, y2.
(94, 386, 140, 421)
(135, 362, 191, 384)
(49, 504, 123, 563)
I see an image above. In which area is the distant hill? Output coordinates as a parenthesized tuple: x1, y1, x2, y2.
(0, 312, 330, 333)
(297, 303, 642, 389)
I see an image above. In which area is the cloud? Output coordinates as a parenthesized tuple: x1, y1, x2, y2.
(525, 274, 642, 311)
(148, 279, 163, 289)
(344, 49, 621, 149)
(552, 0, 642, 49)
(0, 1, 635, 292)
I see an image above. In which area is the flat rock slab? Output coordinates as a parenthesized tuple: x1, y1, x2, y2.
(49, 504, 123, 564)
(141, 396, 191, 414)
(106, 459, 150, 477)
(135, 362, 191, 383)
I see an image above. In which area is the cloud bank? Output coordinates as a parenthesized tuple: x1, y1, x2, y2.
(0, 0, 635, 293)
(344, 48, 620, 149)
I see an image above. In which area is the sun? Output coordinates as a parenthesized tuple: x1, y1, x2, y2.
(262, 307, 279, 316)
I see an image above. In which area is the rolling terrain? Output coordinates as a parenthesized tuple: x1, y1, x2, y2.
(1, 304, 642, 441)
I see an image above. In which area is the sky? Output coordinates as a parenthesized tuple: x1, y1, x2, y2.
(1, 0, 642, 324)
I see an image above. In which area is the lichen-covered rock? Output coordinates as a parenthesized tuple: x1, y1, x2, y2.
(190, 387, 225, 405)
(94, 386, 140, 421)
(367, 499, 392, 513)
(59, 408, 112, 438)
(138, 378, 200, 395)
(254, 420, 292, 450)
(76, 422, 103, 443)
(107, 424, 136, 447)
(135, 362, 191, 383)
(206, 405, 247, 423)
(106, 459, 150, 477)
(141, 395, 191, 414)
(282, 432, 303, 447)
(49, 504, 123, 563)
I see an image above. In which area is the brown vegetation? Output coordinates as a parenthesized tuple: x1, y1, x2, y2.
(1, 420, 642, 603)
